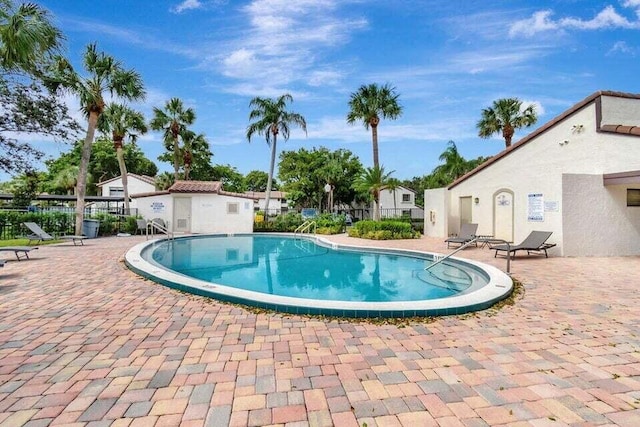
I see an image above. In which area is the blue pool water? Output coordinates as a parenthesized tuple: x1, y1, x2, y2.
(143, 235, 489, 303)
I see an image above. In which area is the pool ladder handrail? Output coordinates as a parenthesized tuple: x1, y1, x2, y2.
(147, 221, 174, 240)
(294, 220, 316, 237)
(425, 236, 511, 274)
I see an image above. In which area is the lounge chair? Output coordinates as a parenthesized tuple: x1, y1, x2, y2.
(22, 222, 55, 245)
(0, 246, 36, 261)
(22, 222, 86, 246)
(491, 231, 556, 259)
(136, 219, 148, 235)
(445, 223, 478, 248)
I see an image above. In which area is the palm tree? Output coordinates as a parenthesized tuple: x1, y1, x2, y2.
(51, 165, 80, 195)
(98, 103, 148, 214)
(0, 1, 62, 75)
(150, 98, 195, 181)
(347, 83, 402, 169)
(385, 177, 401, 214)
(179, 129, 208, 181)
(246, 94, 306, 217)
(47, 43, 145, 235)
(433, 140, 468, 182)
(353, 165, 394, 221)
(477, 98, 537, 148)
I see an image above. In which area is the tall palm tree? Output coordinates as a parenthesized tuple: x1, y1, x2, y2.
(477, 98, 537, 148)
(179, 129, 208, 180)
(433, 140, 468, 182)
(47, 43, 145, 235)
(353, 165, 394, 221)
(0, 1, 62, 75)
(347, 83, 402, 169)
(98, 103, 148, 214)
(246, 94, 306, 217)
(150, 98, 195, 181)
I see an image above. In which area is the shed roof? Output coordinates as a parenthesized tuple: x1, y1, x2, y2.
(96, 173, 156, 186)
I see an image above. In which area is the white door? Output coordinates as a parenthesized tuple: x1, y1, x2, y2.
(460, 196, 472, 226)
(174, 197, 191, 233)
(493, 191, 513, 242)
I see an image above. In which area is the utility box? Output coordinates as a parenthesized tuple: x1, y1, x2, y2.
(82, 219, 100, 238)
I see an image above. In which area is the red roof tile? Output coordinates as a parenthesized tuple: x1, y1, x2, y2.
(168, 180, 222, 193)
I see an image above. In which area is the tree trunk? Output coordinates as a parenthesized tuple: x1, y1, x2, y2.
(173, 135, 180, 181)
(373, 192, 380, 221)
(264, 134, 277, 220)
(371, 123, 379, 169)
(503, 123, 514, 148)
(76, 112, 98, 235)
(116, 144, 130, 215)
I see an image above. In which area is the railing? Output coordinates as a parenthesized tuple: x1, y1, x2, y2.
(425, 237, 511, 274)
(294, 220, 316, 237)
(147, 220, 174, 240)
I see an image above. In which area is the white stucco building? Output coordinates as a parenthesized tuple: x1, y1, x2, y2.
(378, 186, 423, 219)
(96, 174, 156, 197)
(243, 191, 289, 213)
(132, 181, 256, 234)
(424, 91, 640, 256)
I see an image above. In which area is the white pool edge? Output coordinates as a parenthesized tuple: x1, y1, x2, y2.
(125, 233, 514, 317)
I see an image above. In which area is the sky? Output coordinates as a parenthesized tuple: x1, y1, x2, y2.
(12, 0, 640, 182)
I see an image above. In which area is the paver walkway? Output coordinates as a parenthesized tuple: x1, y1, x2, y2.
(0, 235, 638, 427)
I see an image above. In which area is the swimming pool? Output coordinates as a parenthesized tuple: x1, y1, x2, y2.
(125, 234, 513, 317)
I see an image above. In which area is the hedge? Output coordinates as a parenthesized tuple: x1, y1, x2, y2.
(347, 219, 420, 240)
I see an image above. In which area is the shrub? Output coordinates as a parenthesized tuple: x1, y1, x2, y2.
(347, 220, 419, 240)
(253, 212, 346, 234)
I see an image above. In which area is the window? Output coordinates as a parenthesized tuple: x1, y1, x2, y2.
(627, 189, 640, 206)
(226, 249, 239, 261)
(109, 187, 124, 197)
(402, 194, 411, 202)
(227, 202, 239, 214)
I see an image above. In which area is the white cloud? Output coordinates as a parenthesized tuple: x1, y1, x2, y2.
(509, 4, 640, 37)
(520, 99, 545, 116)
(607, 40, 636, 55)
(171, 0, 203, 14)
(308, 70, 343, 87)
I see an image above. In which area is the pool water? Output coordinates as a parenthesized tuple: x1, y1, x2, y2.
(145, 235, 488, 303)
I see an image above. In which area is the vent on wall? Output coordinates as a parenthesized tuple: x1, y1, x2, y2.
(177, 219, 187, 228)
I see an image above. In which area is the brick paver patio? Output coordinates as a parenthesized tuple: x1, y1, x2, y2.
(0, 234, 638, 426)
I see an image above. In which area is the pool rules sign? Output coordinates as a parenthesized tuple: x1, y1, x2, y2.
(527, 193, 544, 222)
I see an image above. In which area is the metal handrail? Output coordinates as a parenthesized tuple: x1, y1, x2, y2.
(294, 220, 316, 236)
(147, 221, 174, 240)
(425, 237, 478, 271)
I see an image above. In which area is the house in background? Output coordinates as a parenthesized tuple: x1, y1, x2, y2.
(96, 173, 156, 197)
(243, 191, 289, 214)
(424, 90, 640, 256)
(132, 180, 255, 234)
(378, 186, 423, 219)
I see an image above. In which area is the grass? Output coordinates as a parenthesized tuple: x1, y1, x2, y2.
(0, 238, 63, 247)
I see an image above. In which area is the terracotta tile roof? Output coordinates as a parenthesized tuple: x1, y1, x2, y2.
(600, 124, 640, 136)
(449, 90, 640, 190)
(131, 190, 170, 198)
(168, 180, 222, 193)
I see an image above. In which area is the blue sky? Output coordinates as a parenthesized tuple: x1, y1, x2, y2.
(19, 0, 640, 182)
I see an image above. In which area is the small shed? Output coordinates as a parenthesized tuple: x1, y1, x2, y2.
(132, 180, 256, 234)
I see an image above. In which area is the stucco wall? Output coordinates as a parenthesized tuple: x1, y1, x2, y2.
(134, 193, 254, 234)
(562, 174, 640, 256)
(600, 94, 640, 126)
(423, 188, 449, 238)
(428, 100, 640, 256)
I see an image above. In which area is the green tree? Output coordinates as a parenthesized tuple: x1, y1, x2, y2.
(477, 98, 537, 148)
(49, 165, 79, 195)
(179, 129, 209, 181)
(432, 140, 468, 183)
(0, 1, 79, 174)
(278, 147, 363, 210)
(150, 97, 195, 181)
(209, 164, 245, 192)
(244, 170, 275, 192)
(346, 83, 402, 169)
(0, 0, 62, 74)
(353, 165, 394, 221)
(155, 171, 174, 191)
(246, 94, 306, 216)
(47, 43, 145, 235)
(98, 103, 147, 213)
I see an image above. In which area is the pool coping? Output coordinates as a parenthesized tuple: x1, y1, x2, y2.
(124, 233, 514, 318)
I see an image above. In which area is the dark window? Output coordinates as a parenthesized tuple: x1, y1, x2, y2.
(402, 194, 411, 202)
(627, 189, 640, 206)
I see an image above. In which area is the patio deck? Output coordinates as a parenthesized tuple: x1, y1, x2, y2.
(0, 235, 638, 426)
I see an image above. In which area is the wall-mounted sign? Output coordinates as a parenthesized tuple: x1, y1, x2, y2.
(497, 194, 510, 206)
(527, 193, 544, 222)
(544, 201, 559, 212)
(151, 201, 166, 213)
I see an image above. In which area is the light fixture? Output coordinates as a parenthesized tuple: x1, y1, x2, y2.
(559, 140, 569, 146)
(474, 197, 479, 204)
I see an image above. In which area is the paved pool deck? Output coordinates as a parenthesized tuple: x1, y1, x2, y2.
(0, 234, 638, 427)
